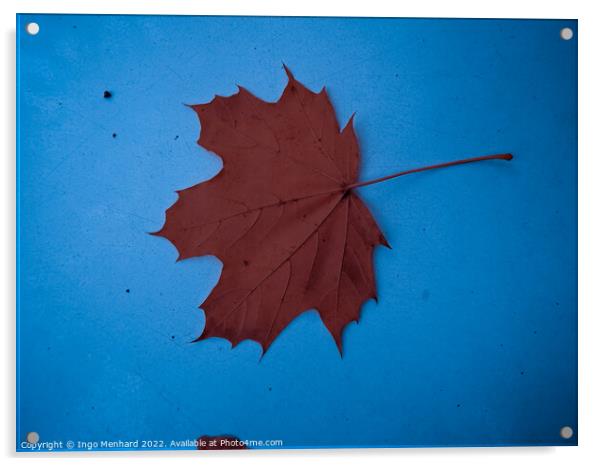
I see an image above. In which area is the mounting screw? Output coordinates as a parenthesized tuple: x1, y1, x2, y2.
(560, 426, 574, 439)
(560, 27, 574, 41)
(25, 23, 40, 36)
(26, 432, 40, 444)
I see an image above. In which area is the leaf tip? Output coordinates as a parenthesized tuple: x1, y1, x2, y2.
(332, 334, 344, 357)
(257, 345, 267, 362)
(342, 112, 356, 133)
(282, 63, 294, 81)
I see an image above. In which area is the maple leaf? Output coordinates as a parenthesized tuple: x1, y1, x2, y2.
(153, 65, 511, 355)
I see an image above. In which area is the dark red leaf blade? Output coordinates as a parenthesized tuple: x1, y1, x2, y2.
(154, 66, 387, 354)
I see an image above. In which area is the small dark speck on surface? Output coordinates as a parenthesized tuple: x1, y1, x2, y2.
(103, 90, 112, 99)
(456, 404, 461, 408)
(174, 135, 179, 140)
(421, 289, 430, 301)
(171, 335, 175, 340)
(520, 371, 525, 375)
(267, 386, 272, 392)
(555, 301, 560, 306)
(112, 133, 117, 138)
(533, 330, 538, 335)
(125, 289, 130, 293)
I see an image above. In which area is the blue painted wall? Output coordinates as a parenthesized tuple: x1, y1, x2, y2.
(17, 15, 577, 450)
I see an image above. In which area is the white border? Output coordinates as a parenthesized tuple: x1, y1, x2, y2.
(3, 1, 600, 465)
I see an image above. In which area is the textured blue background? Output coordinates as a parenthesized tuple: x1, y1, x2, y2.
(17, 15, 577, 449)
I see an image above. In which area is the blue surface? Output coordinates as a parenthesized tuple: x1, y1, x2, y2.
(17, 15, 577, 450)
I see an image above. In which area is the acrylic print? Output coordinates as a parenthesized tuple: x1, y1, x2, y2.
(16, 15, 577, 451)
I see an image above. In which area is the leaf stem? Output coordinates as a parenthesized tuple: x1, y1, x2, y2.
(346, 153, 513, 190)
